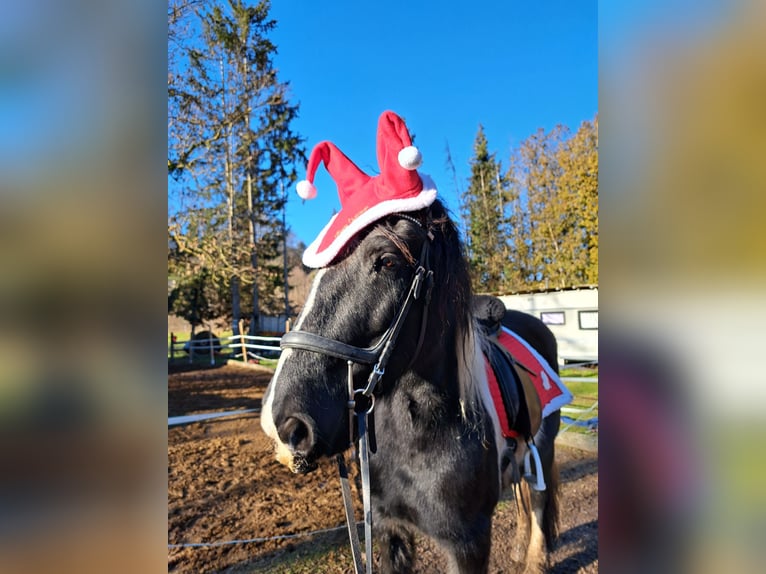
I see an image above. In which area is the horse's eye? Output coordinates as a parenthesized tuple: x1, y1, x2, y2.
(376, 253, 399, 271)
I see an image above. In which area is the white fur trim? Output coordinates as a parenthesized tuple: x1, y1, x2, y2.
(500, 326, 573, 417)
(296, 179, 317, 200)
(302, 173, 438, 268)
(467, 321, 506, 491)
(398, 145, 422, 170)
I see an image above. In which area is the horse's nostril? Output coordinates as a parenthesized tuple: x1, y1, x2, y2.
(278, 415, 315, 455)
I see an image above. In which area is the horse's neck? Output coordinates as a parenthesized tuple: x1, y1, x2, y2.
(399, 324, 477, 420)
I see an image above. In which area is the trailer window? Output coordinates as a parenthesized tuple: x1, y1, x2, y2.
(578, 310, 598, 330)
(540, 311, 565, 325)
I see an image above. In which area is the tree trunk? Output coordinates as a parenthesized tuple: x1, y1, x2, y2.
(243, 57, 259, 337)
(231, 275, 241, 335)
(249, 250, 259, 335)
(221, 55, 241, 336)
(282, 183, 290, 320)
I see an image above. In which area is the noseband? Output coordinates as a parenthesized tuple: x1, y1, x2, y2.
(278, 215, 434, 574)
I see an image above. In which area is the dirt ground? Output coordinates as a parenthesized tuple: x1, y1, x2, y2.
(168, 364, 597, 573)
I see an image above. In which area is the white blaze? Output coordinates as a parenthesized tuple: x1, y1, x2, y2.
(261, 269, 327, 445)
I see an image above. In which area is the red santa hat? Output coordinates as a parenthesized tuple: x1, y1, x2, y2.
(297, 110, 438, 268)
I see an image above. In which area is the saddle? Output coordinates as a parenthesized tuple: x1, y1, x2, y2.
(473, 295, 542, 441)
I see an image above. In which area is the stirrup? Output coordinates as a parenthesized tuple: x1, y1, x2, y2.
(523, 442, 546, 492)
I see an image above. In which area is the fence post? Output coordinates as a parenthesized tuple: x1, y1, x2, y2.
(239, 319, 248, 364)
(170, 332, 175, 360)
(208, 327, 215, 366)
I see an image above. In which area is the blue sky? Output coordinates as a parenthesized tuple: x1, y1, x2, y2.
(268, 0, 597, 246)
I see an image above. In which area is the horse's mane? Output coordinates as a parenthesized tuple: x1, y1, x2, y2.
(422, 201, 488, 427)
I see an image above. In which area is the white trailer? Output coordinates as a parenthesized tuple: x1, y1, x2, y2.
(498, 286, 598, 363)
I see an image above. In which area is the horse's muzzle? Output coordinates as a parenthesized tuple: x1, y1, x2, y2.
(290, 453, 318, 474)
(271, 435, 319, 474)
(274, 414, 320, 474)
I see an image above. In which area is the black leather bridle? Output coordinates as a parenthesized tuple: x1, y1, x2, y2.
(278, 215, 434, 574)
(280, 218, 434, 403)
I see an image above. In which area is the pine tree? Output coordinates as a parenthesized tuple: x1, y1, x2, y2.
(168, 0, 304, 334)
(461, 126, 508, 293)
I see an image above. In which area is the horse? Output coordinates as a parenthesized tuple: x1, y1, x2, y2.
(261, 198, 561, 574)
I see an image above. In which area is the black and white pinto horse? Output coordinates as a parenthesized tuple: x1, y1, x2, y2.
(262, 199, 561, 573)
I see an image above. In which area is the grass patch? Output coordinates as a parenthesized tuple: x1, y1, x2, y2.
(564, 380, 598, 401)
(258, 358, 279, 369)
(241, 535, 354, 574)
(253, 548, 349, 573)
(560, 366, 598, 378)
(560, 370, 598, 435)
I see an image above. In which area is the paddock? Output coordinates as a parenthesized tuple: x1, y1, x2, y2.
(168, 364, 597, 573)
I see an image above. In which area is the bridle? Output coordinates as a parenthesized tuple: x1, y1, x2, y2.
(279, 215, 434, 574)
(280, 227, 434, 401)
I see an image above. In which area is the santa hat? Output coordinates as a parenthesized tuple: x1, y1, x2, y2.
(297, 111, 438, 268)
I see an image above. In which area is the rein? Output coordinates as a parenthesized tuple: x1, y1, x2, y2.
(279, 218, 433, 574)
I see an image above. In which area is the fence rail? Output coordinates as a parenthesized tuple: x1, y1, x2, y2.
(168, 332, 282, 365)
(561, 376, 598, 384)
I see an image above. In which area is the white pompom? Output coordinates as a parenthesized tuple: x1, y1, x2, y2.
(398, 145, 422, 170)
(296, 179, 317, 200)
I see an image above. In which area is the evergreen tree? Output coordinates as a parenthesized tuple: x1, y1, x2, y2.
(168, 0, 304, 334)
(461, 126, 508, 293)
(168, 268, 217, 333)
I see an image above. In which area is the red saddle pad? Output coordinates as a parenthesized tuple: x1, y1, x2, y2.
(485, 327, 573, 438)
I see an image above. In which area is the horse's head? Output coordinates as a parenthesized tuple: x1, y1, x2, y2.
(261, 200, 471, 473)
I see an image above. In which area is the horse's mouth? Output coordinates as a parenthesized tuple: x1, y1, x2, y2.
(290, 453, 318, 474)
(273, 440, 319, 474)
